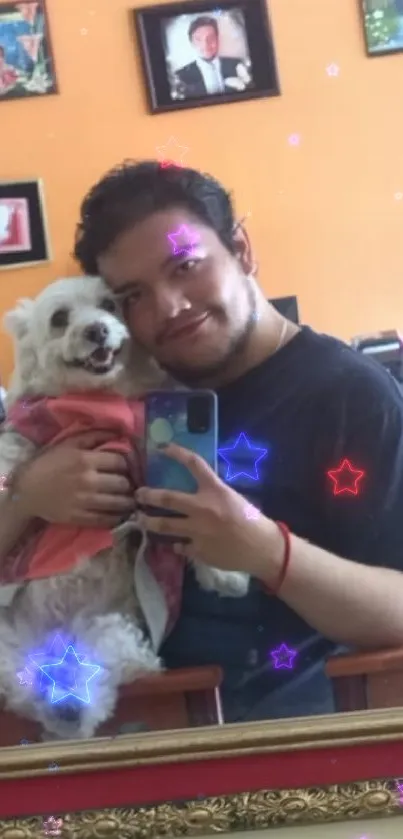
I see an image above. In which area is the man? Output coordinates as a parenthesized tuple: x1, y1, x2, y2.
(2, 161, 403, 723)
(174, 16, 251, 97)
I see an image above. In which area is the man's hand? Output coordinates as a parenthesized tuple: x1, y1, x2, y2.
(136, 443, 281, 578)
(14, 431, 136, 527)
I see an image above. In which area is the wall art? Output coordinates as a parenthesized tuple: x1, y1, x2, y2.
(0, 0, 57, 101)
(361, 0, 403, 55)
(134, 0, 280, 113)
(0, 179, 51, 270)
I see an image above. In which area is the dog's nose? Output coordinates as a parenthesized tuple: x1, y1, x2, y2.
(55, 703, 81, 723)
(83, 322, 109, 345)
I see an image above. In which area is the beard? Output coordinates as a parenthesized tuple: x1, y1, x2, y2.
(159, 275, 258, 387)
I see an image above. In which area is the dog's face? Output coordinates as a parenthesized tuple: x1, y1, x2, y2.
(4, 276, 164, 399)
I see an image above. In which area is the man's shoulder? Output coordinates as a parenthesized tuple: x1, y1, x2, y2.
(176, 62, 197, 79)
(314, 330, 402, 409)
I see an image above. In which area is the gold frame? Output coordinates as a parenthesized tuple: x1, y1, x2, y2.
(1, 708, 403, 837)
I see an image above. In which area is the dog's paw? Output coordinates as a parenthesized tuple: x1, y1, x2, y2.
(192, 563, 250, 597)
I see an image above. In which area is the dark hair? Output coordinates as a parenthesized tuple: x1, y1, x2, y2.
(188, 15, 218, 41)
(73, 160, 237, 275)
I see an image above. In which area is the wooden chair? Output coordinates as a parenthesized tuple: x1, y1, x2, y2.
(325, 647, 403, 712)
(0, 665, 224, 747)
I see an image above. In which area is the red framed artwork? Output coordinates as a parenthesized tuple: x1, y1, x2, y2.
(0, 180, 51, 269)
(0, 710, 403, 838)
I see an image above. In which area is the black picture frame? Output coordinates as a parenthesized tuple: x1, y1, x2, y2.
(0, 180, 51, 270)
(0, 0, 58, 103)
(133, 0, 280, 114)
(360, 0, 403, 57)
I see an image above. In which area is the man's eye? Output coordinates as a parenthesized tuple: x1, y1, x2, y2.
(122, 289, 142, 306)
(176, 259, 198, 273)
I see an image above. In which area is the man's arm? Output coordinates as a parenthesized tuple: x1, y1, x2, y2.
(253, 524, 403, 649)
(255, 382, 403, 649)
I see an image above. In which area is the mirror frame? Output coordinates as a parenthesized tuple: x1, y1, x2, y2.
(1, 708, 403, 837)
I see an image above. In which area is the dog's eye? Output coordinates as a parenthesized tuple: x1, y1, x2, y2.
(50, 308, 69, 329)
(99, 297, 116, 313)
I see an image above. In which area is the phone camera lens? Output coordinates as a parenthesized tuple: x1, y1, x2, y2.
(187, 395, 211, 434)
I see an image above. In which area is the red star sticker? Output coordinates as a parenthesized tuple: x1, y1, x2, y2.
(327, 459, 365, 496)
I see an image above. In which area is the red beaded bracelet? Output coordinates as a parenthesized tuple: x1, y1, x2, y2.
(262, 520, 291, 596)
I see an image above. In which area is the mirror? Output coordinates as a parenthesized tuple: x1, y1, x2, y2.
(1, 0, 403, 758)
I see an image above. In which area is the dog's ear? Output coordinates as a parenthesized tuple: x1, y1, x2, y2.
(3, 298, 34, 340)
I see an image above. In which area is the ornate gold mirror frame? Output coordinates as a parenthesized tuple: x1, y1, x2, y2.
(1, 708, 403, 837)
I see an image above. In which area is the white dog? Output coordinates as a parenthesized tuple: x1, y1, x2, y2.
(0, 276, 249, 741)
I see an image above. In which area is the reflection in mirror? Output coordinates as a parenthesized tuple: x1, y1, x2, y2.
(2, 2, 403, 753)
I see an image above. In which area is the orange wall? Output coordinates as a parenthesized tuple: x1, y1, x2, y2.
(2, 0, 403, 383)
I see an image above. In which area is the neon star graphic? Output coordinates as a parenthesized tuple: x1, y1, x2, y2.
(167, 224, 200, 257)
(37, 644, 101, 705)
(156, 136, 189, 167)
(270, 643, 297, 670)
(327, 459, 365, 496)
(218, 433, 268, 482)
(28, 633, 101, 705)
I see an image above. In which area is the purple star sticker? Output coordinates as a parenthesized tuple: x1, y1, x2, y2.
(218, 432, 268, 482)
(270, 643, 297, 670)
(167, 224, 200, 257)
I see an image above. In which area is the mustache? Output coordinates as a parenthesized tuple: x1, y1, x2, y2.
(156, 308, 216, 344)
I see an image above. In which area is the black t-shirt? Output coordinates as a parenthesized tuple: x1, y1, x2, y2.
(160, 326, 403, 721)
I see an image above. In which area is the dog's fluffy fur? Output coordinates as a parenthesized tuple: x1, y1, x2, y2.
(0, 276, 249, 741)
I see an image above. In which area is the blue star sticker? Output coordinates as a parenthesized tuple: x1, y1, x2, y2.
(33, 639, 101, 705)
(218, 432, 268, 482)
(28, 633, 85, 693)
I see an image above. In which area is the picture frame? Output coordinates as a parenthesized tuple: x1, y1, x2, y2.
(133, 0, 280, 114)
(360, 0, 403, 57)
(0, 179, 51, 270)
(1, 709, 403, 837)
(0, 0, 58, 102)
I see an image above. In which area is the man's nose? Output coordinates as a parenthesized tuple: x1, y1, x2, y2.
(83, 322, 109, 345)
(154, 286, 191, 317)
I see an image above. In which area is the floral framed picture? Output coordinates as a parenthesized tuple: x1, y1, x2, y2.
(361, 0, 403, 55)
(0, 0, 58, 101)
(0, 180, 51, 270)
(134, 0, 280, 113)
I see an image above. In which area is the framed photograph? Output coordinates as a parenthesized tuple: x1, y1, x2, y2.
(0, 180, 51, 270)
(0, 0, 58, 102)
(134, 0, 280, 113)
(361, 0, 403, 56)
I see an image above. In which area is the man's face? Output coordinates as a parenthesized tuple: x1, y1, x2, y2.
(98, 208, 256, 385)
(191, 25, 219, 61)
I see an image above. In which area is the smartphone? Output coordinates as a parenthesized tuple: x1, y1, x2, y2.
(144, 390, 218, 539)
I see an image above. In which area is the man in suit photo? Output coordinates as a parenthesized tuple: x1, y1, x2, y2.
(173, 15, 252, 99)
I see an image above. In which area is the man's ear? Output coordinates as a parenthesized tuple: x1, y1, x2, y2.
(3, 298, 34, 340)
(232, 226, 254, 276)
